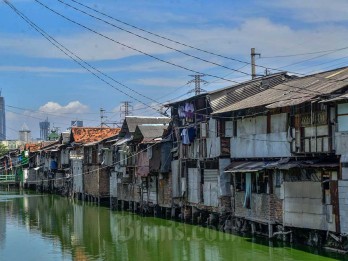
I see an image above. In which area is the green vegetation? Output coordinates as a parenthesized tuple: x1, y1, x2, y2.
(0, 143, 8, 157)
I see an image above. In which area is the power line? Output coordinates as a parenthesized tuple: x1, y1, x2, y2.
(3, 0, 165, 117)
(6, 105, 100, 122)
(56, 0, 348, 94)
(56, 0, 250, 77)
(276, 48, 347, 70)
(261, 47, 348, 59)
(23, 0, 348, 98)
(63, 0, 348, 84)
(4, 0, 345, 123)
(67, 0, 253, 66)
(33, 0, 242, 84)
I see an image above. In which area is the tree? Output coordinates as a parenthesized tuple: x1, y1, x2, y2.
(0, 143, 9, 157)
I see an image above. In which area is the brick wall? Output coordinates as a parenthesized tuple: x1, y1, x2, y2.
(99, 168, 110, 197)
(234, 192, 270, 222)
(54, 172, 65, 189)
(83, 165, 99, 196)
(220, 196, 232, 213)
(158, 173, 172, 207)
(269, 194, 283, 223)
(82, 165, 110, 198)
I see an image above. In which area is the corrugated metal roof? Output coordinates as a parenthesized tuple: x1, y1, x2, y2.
(209, 72, 288, 112)
(71, 127, 120, 144)
(134, 124, 169, 143)
(224, 161, 272, 173)
(213, 67, 348, 114)
(60, 132, 71, 144)
(164, 93, 207, 107)
(113, 137, 133, 146)
(320, 92, 348, 103)
(120, 116, 170, 137)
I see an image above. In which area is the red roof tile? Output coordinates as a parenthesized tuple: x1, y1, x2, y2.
(25, 143, 42, 152)
(71, 127, 120, 143)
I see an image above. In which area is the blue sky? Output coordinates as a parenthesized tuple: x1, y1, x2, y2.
(1, 0, 348, 139)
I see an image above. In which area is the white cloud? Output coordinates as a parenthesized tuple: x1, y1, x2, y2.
(39, 101, 89, 115)
(6, 101, 96, 139)
(2, 16, 348, 76)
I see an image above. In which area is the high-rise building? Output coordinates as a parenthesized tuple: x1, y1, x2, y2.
(71, 120, 83, 127)
(19, 123, 31, 142)
(39, 118, 50, 141)
(0, 93, 6, 140)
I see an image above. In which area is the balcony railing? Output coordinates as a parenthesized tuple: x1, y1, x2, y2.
(0, 174, 16, 182)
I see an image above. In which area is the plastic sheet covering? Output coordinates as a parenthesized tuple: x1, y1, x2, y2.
(160, 142, 172, 173)
(243, 173, 251, 209)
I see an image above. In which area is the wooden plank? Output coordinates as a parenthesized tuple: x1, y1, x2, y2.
(330, 180, 340, 232)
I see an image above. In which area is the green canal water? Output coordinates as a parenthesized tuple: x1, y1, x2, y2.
(0, 190, 346, 261)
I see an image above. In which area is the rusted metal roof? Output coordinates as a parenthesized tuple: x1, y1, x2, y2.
(209, 72, 289, 112)
(213, 67, 348, 114)
(71, 127, 120, 144)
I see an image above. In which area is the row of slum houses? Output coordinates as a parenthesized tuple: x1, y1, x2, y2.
(2, 66, 348, 247)
(162, 66, 348, 248)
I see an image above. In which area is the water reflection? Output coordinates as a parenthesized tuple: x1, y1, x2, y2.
(0, 190, 345, 261)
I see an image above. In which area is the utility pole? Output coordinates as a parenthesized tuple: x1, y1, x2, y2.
(187, 74, 207, 95)
(100, 108, 107, 127)
(251, 48, 261, 79)
(120, 101, 133, 119)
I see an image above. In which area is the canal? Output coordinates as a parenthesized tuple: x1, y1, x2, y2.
(0, 190, 346, 261)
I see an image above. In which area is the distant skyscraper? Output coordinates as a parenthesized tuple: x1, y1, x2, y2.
(71, 120, 83, 127)
(39, 118, 50, 141)
(0, 92, 6, 140)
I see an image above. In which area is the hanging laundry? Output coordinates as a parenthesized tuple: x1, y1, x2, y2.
(178, 106, 186, 118)
(243, 173, 252, 209)
(188, 127, 196, 142)
(184, 102, 194, 113)
(184, 102, 195, 122)
(181, 128, 190, 145)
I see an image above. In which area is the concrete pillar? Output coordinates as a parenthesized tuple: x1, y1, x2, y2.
(251, 222, 256, 235)
(268, 224, 273, 239)
(171, 207, 176, 219)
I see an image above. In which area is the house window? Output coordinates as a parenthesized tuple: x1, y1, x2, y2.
(92, 146, 98, 164)
(322, 172, 331, 204)
(217, 119, 225, 137)
(267, 114, 271, 134)
(252, 172, 269, 194)
(235, 173, 245, 191)
(233, 120, 237, 137)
